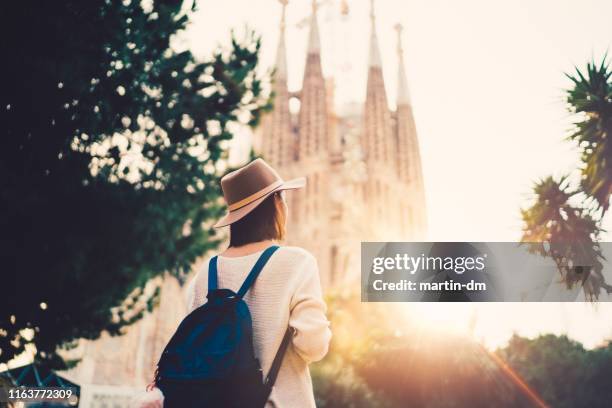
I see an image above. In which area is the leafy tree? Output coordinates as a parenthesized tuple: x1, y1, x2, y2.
(315, 292, 612, 407)
(0, 0, 269, 369)
(355, 335, 537, 408)
(313, 363, 388, 408)
(521, 57, 612, 299)
(312, 292, 398, 408)
(567, 58, 612, 212)
(313, 293, 535, 407)
(521, 177, 610, 298)
(498, 334, 612, 408)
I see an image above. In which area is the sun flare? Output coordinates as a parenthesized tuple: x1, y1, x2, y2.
(402, 303, 477, 336)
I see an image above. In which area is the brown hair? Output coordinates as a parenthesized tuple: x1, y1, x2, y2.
(229, 192, 286, 247)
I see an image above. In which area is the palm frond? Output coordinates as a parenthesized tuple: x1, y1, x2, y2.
(521, 176, 608, 299)
(565, 56, 612, 211)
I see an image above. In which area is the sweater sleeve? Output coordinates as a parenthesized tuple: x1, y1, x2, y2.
(288, 255, 332, 363)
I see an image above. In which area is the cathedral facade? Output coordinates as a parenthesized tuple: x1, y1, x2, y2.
(255, 0, 427, 288)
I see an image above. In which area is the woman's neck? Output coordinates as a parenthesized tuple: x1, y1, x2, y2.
(222, 239, 277, 258)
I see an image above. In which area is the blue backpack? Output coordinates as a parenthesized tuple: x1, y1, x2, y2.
(154, 245, 292, 407)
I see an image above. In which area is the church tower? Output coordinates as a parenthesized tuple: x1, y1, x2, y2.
(290, 0, 332, 284)
(254, 0, 427, 285)
(259, 0, 293, 169)
(361, 0, 399, 238)
(394, 23, 427, 237)
(297, 0, 328, 159)
(362, 0, 393, 165)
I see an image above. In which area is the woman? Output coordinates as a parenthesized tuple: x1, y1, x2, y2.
(138, 158, 331, 408)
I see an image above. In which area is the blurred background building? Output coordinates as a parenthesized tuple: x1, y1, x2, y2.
(254, 0, 426, 288)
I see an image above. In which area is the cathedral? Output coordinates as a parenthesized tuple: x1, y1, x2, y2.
(63, 1, 426, 404)
(255, 0, 427, 288)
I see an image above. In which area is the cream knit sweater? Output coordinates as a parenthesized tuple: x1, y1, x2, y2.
(185, 246, 332, 408)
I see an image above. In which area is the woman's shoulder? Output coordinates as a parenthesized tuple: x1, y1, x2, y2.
(276, 245, 317, 265)
(191, 245, 316, 281)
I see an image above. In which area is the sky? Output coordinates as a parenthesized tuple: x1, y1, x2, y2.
(180, 0, 612, 349)
(183, 0, 612, 242)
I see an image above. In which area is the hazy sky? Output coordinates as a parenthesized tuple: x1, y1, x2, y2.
(183, 0, 612, 242)
(181, 0, 612, 349)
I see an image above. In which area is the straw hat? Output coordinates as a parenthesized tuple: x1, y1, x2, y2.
(214, 158, 305, 228)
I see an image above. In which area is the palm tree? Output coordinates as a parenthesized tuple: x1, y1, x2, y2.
(566, 57, 612, 213)
(521, 57, 612, 300)
(521, 176, 611, 299)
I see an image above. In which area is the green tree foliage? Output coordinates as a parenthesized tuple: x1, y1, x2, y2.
(498, 334, 612, 408)
(315, 293, 612, 407)
(313, 363, 388, 408)
(312, 292, 399, 408)
(355, 335, 538, 407)
(566, 58, 612, 212)
(0, 0, 269, 368)
(521, 177, 610, 298)
(521, 57, 612, 299)
(313, 293, 539, 407)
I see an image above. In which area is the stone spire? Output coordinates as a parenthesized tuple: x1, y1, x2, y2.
(275, 0, 288, 80)
(394, 22, 421, 180)
(306, 0, 321, 54)
(395, 23, 411, 106)
(362, 0, 392, 164)
(394, 23, 427, 236)
(297, 0, 328, 158)
(259, 0, 293, 168)
(368, 0, 382, 68)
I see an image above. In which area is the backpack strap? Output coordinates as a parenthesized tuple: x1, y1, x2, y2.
(264, 327, 293, 389)
(208, 255, 219, 292)
(236, 245, 280, 299)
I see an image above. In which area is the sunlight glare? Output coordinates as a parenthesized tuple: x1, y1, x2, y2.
(402, 303, 477, 336)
